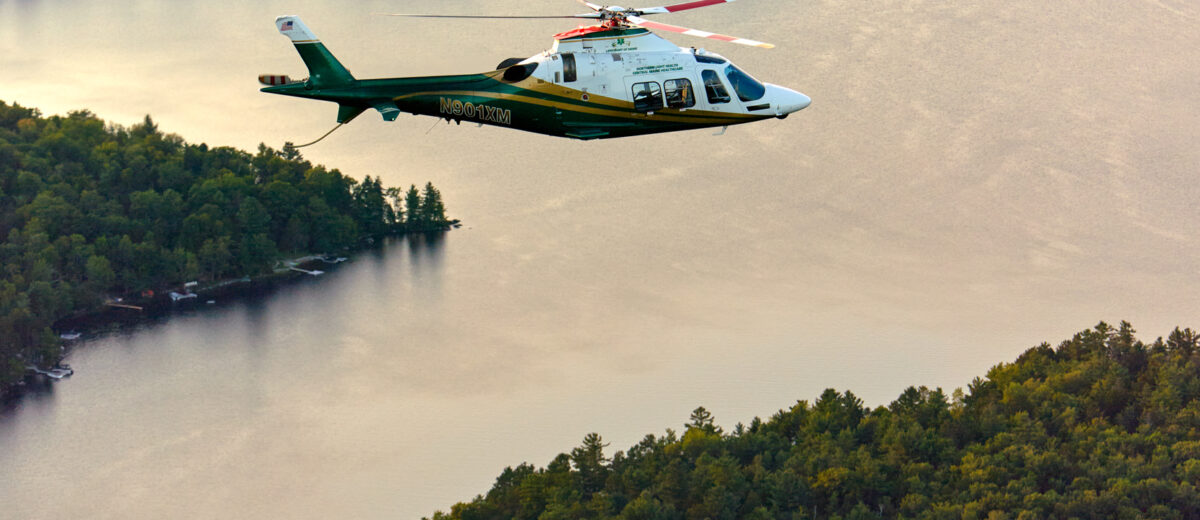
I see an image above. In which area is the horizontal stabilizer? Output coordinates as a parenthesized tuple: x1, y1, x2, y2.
(374, 102, 401, 121)
(337, 104, 367, 124)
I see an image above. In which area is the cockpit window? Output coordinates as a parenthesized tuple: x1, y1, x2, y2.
(701, 69, 730, 104)
(723, 64, 766, 102)
(694, 54, 727, 65)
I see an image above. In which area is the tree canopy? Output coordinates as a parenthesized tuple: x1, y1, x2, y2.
(428, 323, 1200, 519)
(0, 101, 452, 388)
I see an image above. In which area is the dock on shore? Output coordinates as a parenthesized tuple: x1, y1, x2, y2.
(104, 302, 144, 311)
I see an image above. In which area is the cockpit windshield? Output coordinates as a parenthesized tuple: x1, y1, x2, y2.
(724, 64, 766, 102)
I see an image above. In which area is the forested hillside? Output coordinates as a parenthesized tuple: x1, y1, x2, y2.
(431, 323, 1200, 519)
(0, 101, 451, 388)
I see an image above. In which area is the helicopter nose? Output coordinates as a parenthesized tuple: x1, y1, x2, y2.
(766, 84, 811, 117)
(789, 92, 812, 112)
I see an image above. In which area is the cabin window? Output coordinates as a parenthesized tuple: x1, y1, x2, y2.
(701, 70, 731, 104)
(563, 53, 577, 82)
(663, 79, 695, 109)
(631, 81, 663, 112)
(724, 64, 766, 102)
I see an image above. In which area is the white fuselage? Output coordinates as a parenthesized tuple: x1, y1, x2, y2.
(523, 28, 810, 118)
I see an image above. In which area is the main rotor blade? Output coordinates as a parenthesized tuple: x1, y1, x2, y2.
(375, 13, 601, 19)
(575, 0, 605, 11)
(626, 15, 773, 48)
(635, 0, 736, 15)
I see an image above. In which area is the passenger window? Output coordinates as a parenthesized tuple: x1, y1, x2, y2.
(563, 53, 577, 82)
(631, 81, 663, 112)
(701, 70, 730, 104)
(663, 79, 695, 109)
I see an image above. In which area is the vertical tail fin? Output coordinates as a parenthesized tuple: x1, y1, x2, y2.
(276, 15, 355, 88)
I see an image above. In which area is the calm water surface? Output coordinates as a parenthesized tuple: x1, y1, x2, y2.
(2, 0, 1198, 518)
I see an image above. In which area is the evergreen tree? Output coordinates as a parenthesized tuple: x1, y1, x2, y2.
(419, 181, 447, 226)
(688, 406, 718, 433)
(404, 185, 422, 227)
(571, 433, 610, 495)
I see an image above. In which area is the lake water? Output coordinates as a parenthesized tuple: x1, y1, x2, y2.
(2, 0, 1198, 518)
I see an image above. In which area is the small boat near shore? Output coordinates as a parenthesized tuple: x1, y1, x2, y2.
(26, 365, 74, 380)
(169, 291, 199, 302)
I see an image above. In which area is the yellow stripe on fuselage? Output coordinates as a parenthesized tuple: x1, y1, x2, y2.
(394, 86, 762, 126)
(516, 79, 763, 121)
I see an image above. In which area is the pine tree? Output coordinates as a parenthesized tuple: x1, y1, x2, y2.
(570, 433, 610, 495)
(419, 182, 446, 227)
(404, 185, 422, 228)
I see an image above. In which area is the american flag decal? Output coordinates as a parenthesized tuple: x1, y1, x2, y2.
(281, 20, 293, 31)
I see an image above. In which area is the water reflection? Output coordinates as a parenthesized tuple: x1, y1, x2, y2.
(407, 231, 446, 265)
(408, 231, 447, 297)
(0, 376, 57, 414)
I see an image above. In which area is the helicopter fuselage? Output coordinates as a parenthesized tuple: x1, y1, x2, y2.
(262, 18, 810, 140)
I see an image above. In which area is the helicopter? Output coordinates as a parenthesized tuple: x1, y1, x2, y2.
(259, 0, 810, 141)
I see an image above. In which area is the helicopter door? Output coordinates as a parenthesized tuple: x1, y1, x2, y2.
(699, 69, 738, 112)
(623, 77, 665, 113)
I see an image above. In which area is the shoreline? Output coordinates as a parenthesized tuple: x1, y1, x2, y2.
(2, 228, 453, 401)
(1, 257, 340, 402)
(51, 254, 336, 330)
